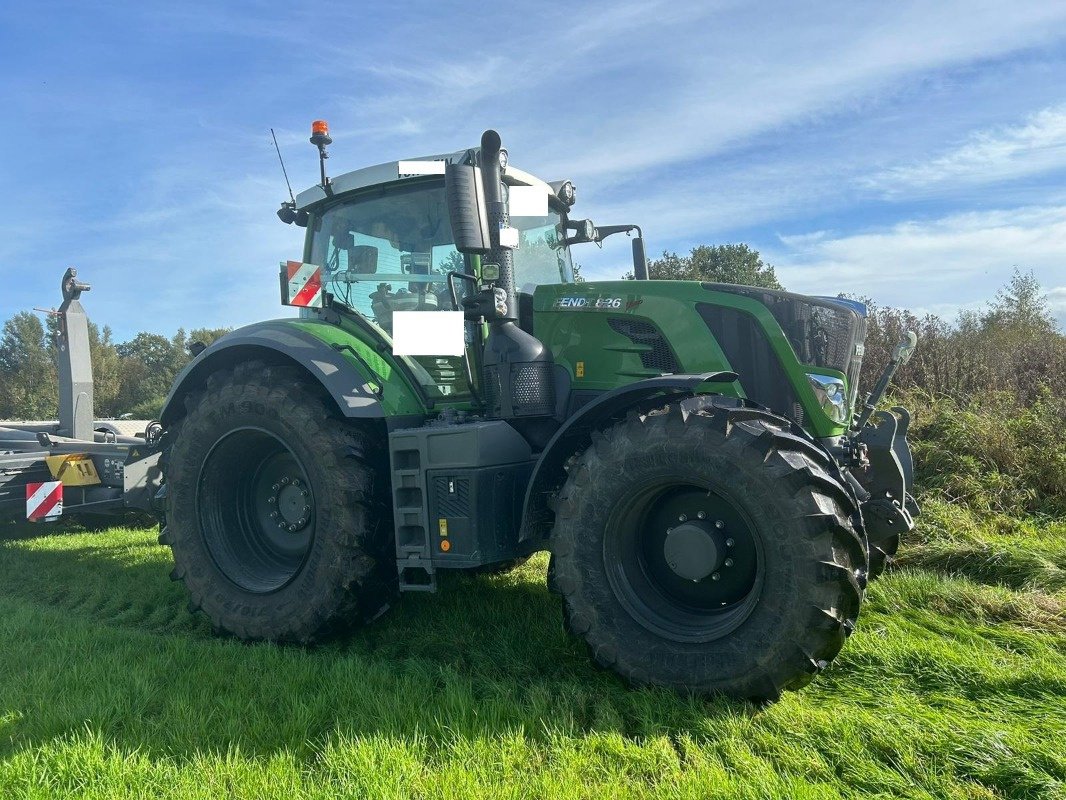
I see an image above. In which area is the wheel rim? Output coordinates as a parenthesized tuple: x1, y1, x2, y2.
(604, 479, 763, 643)
(197, 427, 316, 593)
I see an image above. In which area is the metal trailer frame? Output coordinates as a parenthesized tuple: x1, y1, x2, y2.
(0, 269, 162, 524)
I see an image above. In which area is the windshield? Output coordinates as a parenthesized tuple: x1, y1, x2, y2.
(306, 180, 573, 400)
(308, 181, 573, 329)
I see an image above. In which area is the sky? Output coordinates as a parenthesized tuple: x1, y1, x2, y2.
(0, 0, 1064, 339)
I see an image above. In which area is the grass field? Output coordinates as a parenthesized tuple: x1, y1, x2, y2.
(1, 497, 1064, 799)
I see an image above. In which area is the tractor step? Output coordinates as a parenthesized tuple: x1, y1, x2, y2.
(387, 420, 535, 590)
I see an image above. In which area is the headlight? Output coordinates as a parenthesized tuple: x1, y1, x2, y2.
(807, 373, 849, 423)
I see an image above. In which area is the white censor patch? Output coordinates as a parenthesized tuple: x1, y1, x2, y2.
(397, 160, 447, 177)
(507, 185, 549, 217)
(391, 311, 466, 356)
(26, 480, 63, 521)
(498, 226, 520, 249)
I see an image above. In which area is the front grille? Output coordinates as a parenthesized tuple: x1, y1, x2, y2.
(607, 318, 680, 373)
(702, 283, 865, 395)
(482, 362, 554, 418)
(698, 303, 804, 425)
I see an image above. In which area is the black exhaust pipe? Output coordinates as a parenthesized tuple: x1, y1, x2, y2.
(479, 130, 517, 320)
(477, 130, 557, 445)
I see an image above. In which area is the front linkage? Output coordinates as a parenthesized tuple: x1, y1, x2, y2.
(845, 333, 921, 577)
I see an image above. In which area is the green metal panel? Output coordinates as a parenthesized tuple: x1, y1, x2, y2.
(288, 319, 427, 417)
(532, 281, 848, 438)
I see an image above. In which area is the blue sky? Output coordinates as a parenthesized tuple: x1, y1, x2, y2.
(1, 1, 1064, 339)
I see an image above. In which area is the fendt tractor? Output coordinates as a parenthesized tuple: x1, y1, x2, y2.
(152, 123, 920, 700)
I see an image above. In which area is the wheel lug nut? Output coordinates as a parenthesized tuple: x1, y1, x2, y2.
(281, 477, 290, 485)
(267, 497, 275, 504)
(269, 511, 277, 519)
(288, 524, 297, 532)
(297, 518, 306, 526)
(678, 514, 687, 522)
(301, 490, 308, 498)
(697, 511, 706, 519)
(272, 483, 280, 491)
(277, 521, 286, 529)
(711, 572, 721, 581)
(715, 520, 725, 529)
(293, 479, 300, 487)
(724, 558, 734, 567)
(726, 538, 735, 547)
(667, 527, 674, 534)
(303, 505, 310, 513)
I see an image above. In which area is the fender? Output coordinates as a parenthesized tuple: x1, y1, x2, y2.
(160, 319, 403, 426)
(519, 371, 739, 544)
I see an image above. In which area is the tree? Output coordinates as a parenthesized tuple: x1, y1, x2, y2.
(981, 269, 1056, 335)
(187, 327, 232, 349)
(641, 244, 783, 289)
(114, 332, 185, 416)
(0, 311, 58, 419)
(88, 323, 123, 418)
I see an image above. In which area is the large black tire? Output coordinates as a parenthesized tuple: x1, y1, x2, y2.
(161, 361, 395, 643)
(550, 400, 867, 701)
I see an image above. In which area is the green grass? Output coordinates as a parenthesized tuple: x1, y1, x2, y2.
(1, 504, 1065, 799)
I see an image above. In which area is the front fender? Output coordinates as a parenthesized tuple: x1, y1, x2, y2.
(160, 319, 409, 426)
(519, 371, 738, 545)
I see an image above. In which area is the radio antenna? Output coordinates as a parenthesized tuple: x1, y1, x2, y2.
(271, 128, 296, 204)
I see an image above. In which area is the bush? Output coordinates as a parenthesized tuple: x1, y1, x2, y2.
(857, 271, 1066, 405)
(902, 389, 1066, 519)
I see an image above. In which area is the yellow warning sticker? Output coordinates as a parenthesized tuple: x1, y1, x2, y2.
(576, 361, 585, 378)
(45, 454, 101, 486)
(438, 518, 448, 537)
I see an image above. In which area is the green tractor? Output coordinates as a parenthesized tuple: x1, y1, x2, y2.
(158, 124, 918, 700)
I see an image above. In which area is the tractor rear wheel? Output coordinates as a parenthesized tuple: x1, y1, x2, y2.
(161, 361, 395, 643)
(550, 400, 867, 701)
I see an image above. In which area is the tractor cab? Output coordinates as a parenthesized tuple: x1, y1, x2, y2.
(286, 144, 586, 402)
(303, 174, 575, 333)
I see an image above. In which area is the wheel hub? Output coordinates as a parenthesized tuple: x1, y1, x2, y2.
(274, 479, 311, 530)
(198, 427, 317, 594)
(663, 521, 724, 582)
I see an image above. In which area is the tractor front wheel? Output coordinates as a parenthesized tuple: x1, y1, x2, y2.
(550, 400, 867, 701)
(161, 361, 395, 643)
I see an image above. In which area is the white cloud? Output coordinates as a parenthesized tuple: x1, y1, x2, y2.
(302, 1, 1066, 183)
(771, 205, 1066, 316)
(868, 105, 1066, 194)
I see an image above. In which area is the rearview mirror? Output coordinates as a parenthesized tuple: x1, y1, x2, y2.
(445, 163, 491, 254)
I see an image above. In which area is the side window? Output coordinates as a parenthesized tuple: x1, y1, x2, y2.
(513, 216, 573, 294)
(318, 228, 463, 334)
(305, 182, 477, 400)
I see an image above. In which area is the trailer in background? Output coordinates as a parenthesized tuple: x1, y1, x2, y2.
(0, 269, 163, 524)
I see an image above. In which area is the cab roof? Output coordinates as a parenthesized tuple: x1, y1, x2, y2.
(295, 149, 553, 212)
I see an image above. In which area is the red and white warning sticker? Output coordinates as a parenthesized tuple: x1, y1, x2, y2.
(284, 260, 323, 308)
(26, 481, 63, 521)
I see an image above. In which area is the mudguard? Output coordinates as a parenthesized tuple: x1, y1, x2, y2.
(519, 371, 739, 544)
(160, 320, 389, 426)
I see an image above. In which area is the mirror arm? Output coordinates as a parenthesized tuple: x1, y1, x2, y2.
(594, 224, 639, 241)
(591, 224, 649, 280)
(446, 271, 479, 311)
